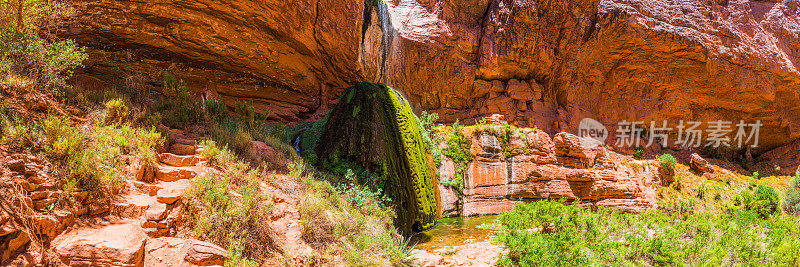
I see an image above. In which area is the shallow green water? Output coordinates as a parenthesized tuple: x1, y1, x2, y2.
(410, 215, 497, 252)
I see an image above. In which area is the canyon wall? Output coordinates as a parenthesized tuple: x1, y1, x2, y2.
(435, 125, 659, 217)
(66, 0, 800, 152)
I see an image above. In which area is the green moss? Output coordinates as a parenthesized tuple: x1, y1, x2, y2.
(442, 120, 472, 193)
(310, 82, 438, 233)
(385, 88, 438, 231)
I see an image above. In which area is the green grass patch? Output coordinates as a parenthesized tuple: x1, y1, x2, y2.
(492, 200, 800, 266)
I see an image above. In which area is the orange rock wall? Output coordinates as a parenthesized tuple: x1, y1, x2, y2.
(437, 126, 658, 217)
(66, 0, 800, 152)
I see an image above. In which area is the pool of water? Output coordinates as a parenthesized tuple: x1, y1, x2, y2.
(410, 215, 498, 252)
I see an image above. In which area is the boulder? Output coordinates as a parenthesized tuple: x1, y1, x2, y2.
(144, 238, 227, 266)
(250, 141, 288, 167)
(8, 159, 25, 172)
(690, 153, 714, 173)
(33, 214, 62, 239)
(145, 203, 169, 221)
(485, 114, 506, 125)
(439, 129, 658, 217)
(507, 79, 540, 101)
(1, 230, 29, 263)
(184, 240, 227, 266)
(52, 222, 147, 267)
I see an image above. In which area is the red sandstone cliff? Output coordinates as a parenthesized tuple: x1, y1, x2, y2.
(66, 0, 800, 152)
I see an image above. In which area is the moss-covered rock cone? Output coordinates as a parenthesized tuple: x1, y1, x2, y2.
(307, 82, 438, 234)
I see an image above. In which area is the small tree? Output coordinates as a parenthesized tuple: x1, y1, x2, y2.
(0, 0, 87, 91)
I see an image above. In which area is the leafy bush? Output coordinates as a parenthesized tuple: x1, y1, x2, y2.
(209, 117, 254, 157)
(42, 116, 82, 159)
(103, 98, 130, 125)
(0, 27, 86, 91)
(443, 120, 472, 164)
(658, 153, 677, 173)
(234, 100, 268, 138)
(784, 172, 800, 215)
(184, 167, 272, 266)
(633, 146, 644, 159)
(731, 183, 781, 219)
(204, 97, 228, 122)
(157, 73, 202, 128)
(41, 115, 162, 198)
(418, 111, 442, 167)
(0, 100, 11, 129)
(493, 200, 800, 266)
(0, 119, 40, 150)
(441, 120, 471, 195)
(296, 163, 410, 266)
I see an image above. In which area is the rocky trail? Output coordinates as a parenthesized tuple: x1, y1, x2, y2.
(1, 130, 220, 266)
(37, 131, 227, 266)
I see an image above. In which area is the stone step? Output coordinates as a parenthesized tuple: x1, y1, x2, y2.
(169, 144, 197, 156)
(159, 153, 200, 167)
(173, 138, 197, 146)
(155, 166, 198, 182)
(156, 188, 181, 205)
(110, 194, 155, 218)
(110, 202, 150, 218)
(52, 221, 147, 267)
(145, 203, 169, 221)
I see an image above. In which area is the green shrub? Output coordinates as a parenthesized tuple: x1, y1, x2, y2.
(157, 73, 201, 128)
(657, 154, 677, 173)
(234, 100, 268, 138)
(731, 183, 781, 218)
(208, 117, 255, 157)
(185, 167, 272, 265)
(784, 172, 800, 214)
(296, 163, 410, 266)
(0, 100, 11, 129)
(204, 97, 228, 122)
(199, 139, 223, 161)
(42, 116, 82, 159)
(41, 115, 162, 198)
(443, 120, 472, 164)
(418, 111, 442, 167)
(0, 27, 87, 91)
(103, 98, 130, 125)
(633, 146, 644, 159)
(0, 119, 40, 150)
(493, 200, 800, 266)
(442, 120, 471, 196)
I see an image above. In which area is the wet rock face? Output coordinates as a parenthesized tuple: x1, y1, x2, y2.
(308, 83, 438, 234)
(437, 127, 659, 217)
(68, 0, 799, 151)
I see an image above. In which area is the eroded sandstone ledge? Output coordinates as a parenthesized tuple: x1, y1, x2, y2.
(435, 124, 659, 217)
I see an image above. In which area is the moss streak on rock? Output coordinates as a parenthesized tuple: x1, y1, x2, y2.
(311, 82, 438, 233)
